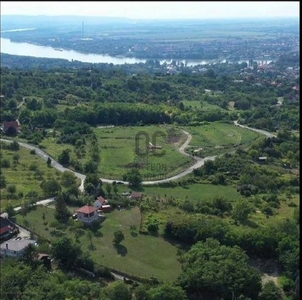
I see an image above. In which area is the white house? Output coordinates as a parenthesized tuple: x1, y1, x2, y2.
(75, 205, 99, 225)
(0, 239, 36, 258)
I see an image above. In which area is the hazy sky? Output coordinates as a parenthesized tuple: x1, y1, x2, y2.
(1, 1, 299, 19)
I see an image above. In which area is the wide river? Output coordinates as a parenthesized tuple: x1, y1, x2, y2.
(1, 36, 271, 66)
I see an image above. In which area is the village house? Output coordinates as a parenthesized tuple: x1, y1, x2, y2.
(93, 196, 107, 209)
(0, 239, 36, 258)
(130, 192, 143, 200)
(0, 217, 11, 237)
(2, 120, 19, 134)
(75, 205, 99, 225)
(93, 196, 111, 212)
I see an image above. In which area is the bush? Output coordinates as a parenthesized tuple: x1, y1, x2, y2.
(30, 149, 36, 155)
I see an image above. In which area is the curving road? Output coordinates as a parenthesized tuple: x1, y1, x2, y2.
(0, 138, 86, 192)
(1, 122, 275, 188)
(233, 120, 277, 138)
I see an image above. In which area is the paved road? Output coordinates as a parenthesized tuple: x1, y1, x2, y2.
(233, 120, 277, 138)
(13, 197, 56, 212)
(1, 122, 276, 187)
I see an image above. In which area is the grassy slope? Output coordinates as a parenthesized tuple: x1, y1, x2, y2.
(14, 206, 182, 282)
(0, 142, 62, 209)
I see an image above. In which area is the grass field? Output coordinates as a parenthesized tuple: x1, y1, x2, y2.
(179, 121, 262, 156)
(0, 142, 62, 210)
(40, 125, 193, 180)
(93, 125, 192, 179)
(137, 182, 241, 202)
(14, 205, 182, 282)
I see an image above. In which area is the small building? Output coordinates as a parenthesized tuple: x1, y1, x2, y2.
(93, 196, 107, 209)
(0, 239, 36, 258)
(130, 192, 142, 200)
(258, 156, 267, 162)
(75, 205, 99, 225)
(98, 205, 112, 213)
(2, 120, 19, 134)
(0, 217, 11, 237)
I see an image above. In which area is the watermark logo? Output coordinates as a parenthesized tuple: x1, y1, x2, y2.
(135, 131, 166, 157)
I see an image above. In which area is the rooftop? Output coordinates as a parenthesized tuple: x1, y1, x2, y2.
(76, 205, 98, 214)
(95, 196, 106, 204)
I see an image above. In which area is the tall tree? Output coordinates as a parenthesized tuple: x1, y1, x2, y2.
(51, 236, 82, 270)
(113, 230, 125, 246)
(54, 193, 70, 222)
(178, 238, 262, 299)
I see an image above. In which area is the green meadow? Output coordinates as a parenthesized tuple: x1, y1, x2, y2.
(179, 122, 262, 156)
(14, 205, 182, 282)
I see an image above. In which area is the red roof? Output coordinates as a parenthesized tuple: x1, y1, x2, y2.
(96, 196, 106, 205)
(76, 205, 98, 214)
(130, 192, 142, 199)
(3, 120, 19, 130)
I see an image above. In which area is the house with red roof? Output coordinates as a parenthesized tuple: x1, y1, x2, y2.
(2, 120, 19, 135)
(0, 217, 11, 237)
(93, 196, 107, 209)
(130, 192, 143, 200)
(75, 205, 99, 225)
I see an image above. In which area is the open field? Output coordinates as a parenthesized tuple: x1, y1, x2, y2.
(135, 182, 241, 202)
(93, 125, 192, 179)
(179, 122, 262, 156)
(0, 142, 62, 210)
(14, 205, 182, 282)
(40, 125, 193, 180)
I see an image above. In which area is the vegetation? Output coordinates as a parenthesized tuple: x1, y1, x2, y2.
(0, 40, 299, 299)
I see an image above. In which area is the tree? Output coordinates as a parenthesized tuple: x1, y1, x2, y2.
(40, 179, 61, 197)
(123, 168, 142, 187)
(232, 198, 253, 224)
(0, 175, 7, 189)
(51, 236, 82, 269)
(54, 193, 71, 222)
(259, 281, 283, 300)
(12, 154, 20, 164)
(7, 185, 16, 198)
(103, 281, 131, 300)
(147, 284, 188, 300)
(134, 284, 149, 300)
(105, 183, 112, 196)
(47, 157, 52, 167)
(21, 244, 39, 267)
(177, 238, 262, 299)
(60, 171, 77, 188)
(4, 203, 15, 217)
(58, 149, 71, 166)
(113, 230, 124, 246)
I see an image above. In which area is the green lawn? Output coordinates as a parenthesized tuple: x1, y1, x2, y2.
(14, 205, 182, 282)
(93, 125, 192, 179)
(179, 122, 262, 156)
(141, 182, 241, 202)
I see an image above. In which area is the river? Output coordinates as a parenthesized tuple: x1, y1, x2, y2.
(0, 36, 271, 66)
